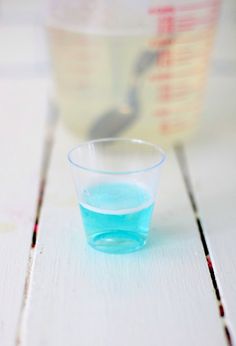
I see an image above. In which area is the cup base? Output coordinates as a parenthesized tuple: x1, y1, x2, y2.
(87, 231, 147, 254)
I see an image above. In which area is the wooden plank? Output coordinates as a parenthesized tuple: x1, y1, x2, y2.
(183, 0, 236, 340)
(184, 122, 236, 343)
(24, 123, 226, 346)
(0, 24, 48, 80)
(0, 79, 48, 346)
(0, 2, 50, 342)
(0, 0, 45, 24)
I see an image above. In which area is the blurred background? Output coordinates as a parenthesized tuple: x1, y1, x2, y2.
(0, 0, 235, 147)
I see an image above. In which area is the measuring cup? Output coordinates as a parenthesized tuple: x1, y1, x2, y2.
(47, 0, 221, 145)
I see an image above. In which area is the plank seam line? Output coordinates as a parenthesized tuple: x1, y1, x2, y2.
(175, 144, 233, 346)
(15, 102, 58, 346)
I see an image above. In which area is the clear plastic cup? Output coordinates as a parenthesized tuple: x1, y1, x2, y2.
(68, 138, 165, 254)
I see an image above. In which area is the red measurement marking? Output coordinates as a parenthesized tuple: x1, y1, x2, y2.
(149, 5, 176, 34)
(159, 38, 174, 47)
(148, 2, 220, 17)
(174, 54, 195, 64)
(173, 49, 212, 63)
(158, 84, 197, 101)
(159, 120, 196, 133)
(149, 66, 206, 80)
(197, 16, 219, 26)
(153, 105, 200, 119)
(166, 31, 214, 45)
(159, 84, 172, 101)
(181, 103, 201, 111)
(159, 16, 175, 33)
(149, 73, 172, 81)
(176, 16, 218, 32)
(149, 37, 175, 48)
(175, 88, 191, 98)
(159, 122, 170, 133)
(148, 3, 219, 35)
(167, 106, 200, 114)
(149, 6, 175, 15)
(177, 1, 220, 12)
(153, 109, 170, 117)
(177, 16, 197, 31)
(159, 50, 172, 67)
(150, 70, 207, 82)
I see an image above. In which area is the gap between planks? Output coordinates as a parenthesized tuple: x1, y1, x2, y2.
(175, 145, 233, 346)
(15, 101, 58, 346)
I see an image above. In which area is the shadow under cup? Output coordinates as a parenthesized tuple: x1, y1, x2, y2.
(68, 138, 165, 254)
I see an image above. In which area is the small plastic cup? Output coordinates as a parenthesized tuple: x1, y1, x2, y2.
(68, 138, 165, 254)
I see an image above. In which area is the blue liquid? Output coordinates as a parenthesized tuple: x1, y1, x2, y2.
(80, 182, 154, 253)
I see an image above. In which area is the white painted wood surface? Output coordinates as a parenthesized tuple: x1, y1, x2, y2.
(184, 0, 236, 341)
(0, 2, 49, 344)
(185, 123, 236, 342)
(0, 79, 48, 346)
(24, 124, 226, 346)
(1, 0, 235, 345)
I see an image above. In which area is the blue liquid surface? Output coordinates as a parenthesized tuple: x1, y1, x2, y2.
(80, 182, 154, 253)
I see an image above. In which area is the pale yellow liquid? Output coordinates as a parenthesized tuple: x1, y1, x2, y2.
(48, 26, 216, 145)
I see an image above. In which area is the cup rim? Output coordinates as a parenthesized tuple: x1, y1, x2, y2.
(68, 137, 166, 175)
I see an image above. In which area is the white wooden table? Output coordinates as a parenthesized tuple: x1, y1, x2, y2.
(0, 1, 236, 345)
